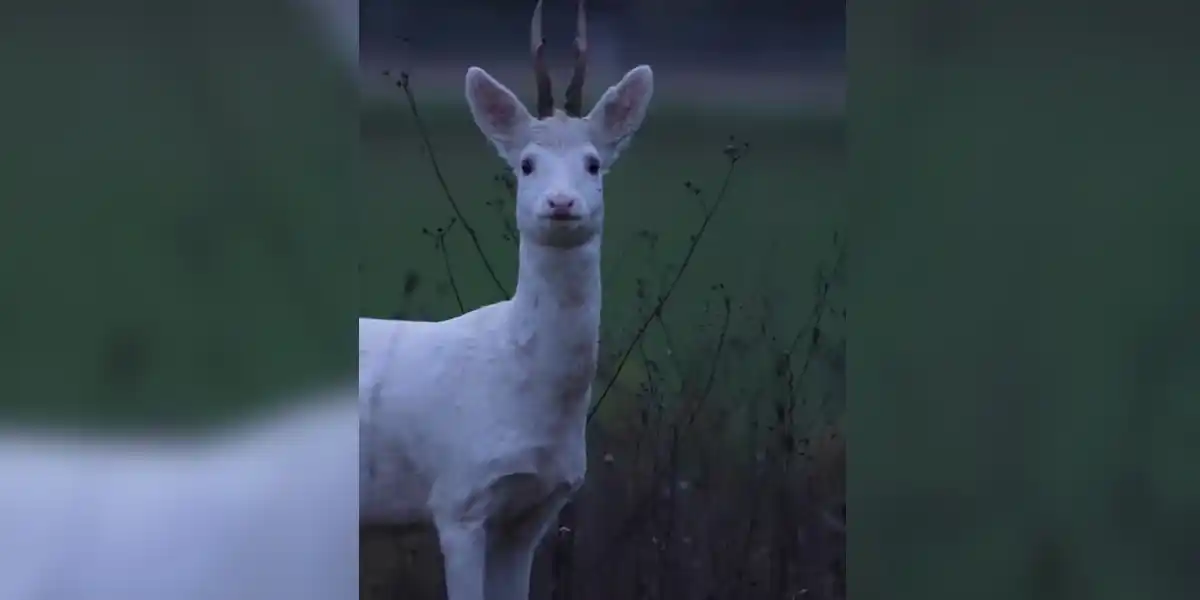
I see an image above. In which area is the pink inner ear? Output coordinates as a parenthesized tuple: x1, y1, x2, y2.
(603, 78, 646, 132)
(603, 98, 632, 131)
(474, 80, 517, 131)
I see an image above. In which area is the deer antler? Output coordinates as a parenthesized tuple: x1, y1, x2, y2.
(531, 0, 554, 118)
(563, 0, 588, 117)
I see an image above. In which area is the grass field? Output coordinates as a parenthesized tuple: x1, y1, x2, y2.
(360, 80, 845, 385)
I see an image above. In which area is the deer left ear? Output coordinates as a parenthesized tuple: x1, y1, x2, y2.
(586, 65, 654, 165)
(465, 66, 534, 160)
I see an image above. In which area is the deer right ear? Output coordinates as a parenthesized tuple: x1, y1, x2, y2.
(585, 65, 654, 167)
(465, 67, 533, 160)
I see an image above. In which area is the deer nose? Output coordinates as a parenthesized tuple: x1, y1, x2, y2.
(546, 194, 576, 211)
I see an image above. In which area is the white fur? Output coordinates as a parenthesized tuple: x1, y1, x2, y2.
(0, 394, 357, 600)
(359, 65, 653, 600)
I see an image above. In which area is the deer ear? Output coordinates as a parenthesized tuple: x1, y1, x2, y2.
(586, 65, 654, 166)
(465, 67, 533, 160)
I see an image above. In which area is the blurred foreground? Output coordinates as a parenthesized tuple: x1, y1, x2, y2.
(0, 387, 357, 600)
(0, 0, 357, 598)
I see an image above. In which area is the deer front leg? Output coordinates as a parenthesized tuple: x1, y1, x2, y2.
(484, 496, 567, 600)
(435, 519, 487, 600)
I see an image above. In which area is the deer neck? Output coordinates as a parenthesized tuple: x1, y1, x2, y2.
(507, 236, 602, 412)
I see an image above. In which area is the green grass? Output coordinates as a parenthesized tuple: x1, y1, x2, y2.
(0, 3, 355, 429)
(360, 98, 845, 354)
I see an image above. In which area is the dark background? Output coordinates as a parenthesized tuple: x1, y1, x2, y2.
(361, 0, 845, 68)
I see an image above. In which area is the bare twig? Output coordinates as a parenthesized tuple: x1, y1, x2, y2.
(653, 313, 686, 384)
(779, 229, 844, 440)
(587, 147, 746, 423)
(422, 219, 465, 313)
(390, 71, 510, 299)
(784, 230, 844, 358)
(742, 229, 844, 414)
(643, 234, 687, 380)
(686, 291, 732, 426)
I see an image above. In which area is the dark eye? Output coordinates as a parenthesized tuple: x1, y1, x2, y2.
(585, 155, 600, 175)
(520, 157, 534, 176)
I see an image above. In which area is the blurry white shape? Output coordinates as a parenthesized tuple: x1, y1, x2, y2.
(294, 0, 357, 72)
(0, 385, 357, 600)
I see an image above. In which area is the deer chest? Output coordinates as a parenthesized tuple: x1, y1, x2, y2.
(466, 441, 585, 524)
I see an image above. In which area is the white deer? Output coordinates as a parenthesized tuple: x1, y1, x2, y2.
(357, 1, 654, 599)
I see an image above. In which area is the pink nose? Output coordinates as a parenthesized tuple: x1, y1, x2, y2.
(546, 195, 576, 213)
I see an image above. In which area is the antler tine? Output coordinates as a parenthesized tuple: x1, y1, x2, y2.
(563, 0, 588, 117)
(531, 0, 554, 118)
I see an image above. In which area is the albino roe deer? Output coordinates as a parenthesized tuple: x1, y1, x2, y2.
(357, 1, 654, 599)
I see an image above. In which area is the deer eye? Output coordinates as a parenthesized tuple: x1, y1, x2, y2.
(584, 155, 600, 175)
(520, 157, 535, 176)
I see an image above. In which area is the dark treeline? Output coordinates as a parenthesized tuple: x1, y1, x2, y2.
(361, 0, 846, 68)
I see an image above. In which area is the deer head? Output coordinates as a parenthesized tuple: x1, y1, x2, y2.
(464, 0, 654, 249)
